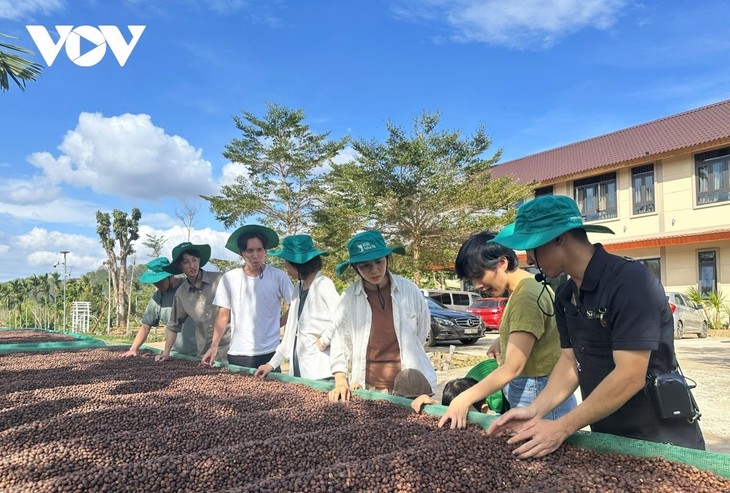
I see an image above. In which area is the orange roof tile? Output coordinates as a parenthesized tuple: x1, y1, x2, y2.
(491, 99, 730, 184)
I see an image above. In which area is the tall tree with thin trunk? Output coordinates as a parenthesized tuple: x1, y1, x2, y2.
(96, 208, 141, 329)
(202, 103, 348, 237)
(175, 201, 200, 241)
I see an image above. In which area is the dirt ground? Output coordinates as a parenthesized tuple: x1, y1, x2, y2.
(430, 331, 730, 455)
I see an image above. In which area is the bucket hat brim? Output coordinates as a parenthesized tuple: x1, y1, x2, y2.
(466, 359, 504, 412)
(493, 222, 614, 251)
(225, 225, 280, 254)
(491, 195, 614, 251)
(269, 248, 329, 264)
(335, 245, 405, 276)
(138, 257, 173, 284)
(163, 243, 211, 275)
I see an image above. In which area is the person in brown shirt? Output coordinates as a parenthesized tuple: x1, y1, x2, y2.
(328, 230, 436, 402)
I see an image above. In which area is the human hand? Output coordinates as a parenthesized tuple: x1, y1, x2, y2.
(487, 338, 500, 361)
(438, 394, 473, 429)
(200, 348, 217, 367)
(154, 351, 170, 362)
(315, 337, 327, 352)
(328, 384, 351, 402)
(255, 364, 273, 378)
(410, 394, 435, 413)
(504, 418, 570, 459)
(121, 349, 137, 358)
(486, 406, 537, 437)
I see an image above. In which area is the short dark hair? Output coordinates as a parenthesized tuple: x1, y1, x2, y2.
(176, 249, 200, 265)
(237, 232, 269, 252)
(441, 377, 481, 411)
(454, 231, 519, 280)
(288, 256, 322, 278)
(565, 228, 590, 243)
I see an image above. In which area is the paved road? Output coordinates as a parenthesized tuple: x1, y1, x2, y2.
(426, 332, 730, 454)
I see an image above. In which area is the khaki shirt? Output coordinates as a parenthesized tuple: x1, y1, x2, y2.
(166, 269, 230, 358)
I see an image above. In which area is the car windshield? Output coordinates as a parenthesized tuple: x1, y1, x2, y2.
(425, 297, 447, 310)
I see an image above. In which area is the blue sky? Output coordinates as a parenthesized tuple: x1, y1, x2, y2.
(1, 0, 729, 282)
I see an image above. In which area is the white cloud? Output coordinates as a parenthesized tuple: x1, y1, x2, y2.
(0, 175, 62, 205)
(27, 112, 218, 200)
(0, 0, 63, 21)
(0, 222, 234, 282)
(393, 0, 628, 49)
(219, 161, 249, 187)
(133, 225, 233, 265)
(0, 194, 101, 226)
(12, 227, 103, 279)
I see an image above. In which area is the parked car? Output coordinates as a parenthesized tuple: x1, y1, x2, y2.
(665, 291, 709, 339)
(467, 297, 508, 331)
(421, 289, 482, 312)
(424, 296, 485, 347)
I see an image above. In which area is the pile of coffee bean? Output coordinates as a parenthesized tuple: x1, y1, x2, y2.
(0, 344, 728, 492)
(0, 329, 76, 344)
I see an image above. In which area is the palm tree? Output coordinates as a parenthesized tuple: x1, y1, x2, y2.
(1, 33, 43, 92)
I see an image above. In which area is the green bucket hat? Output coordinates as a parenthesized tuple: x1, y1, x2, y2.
(225, 224, 280, 254)
(138, 257, 173, 284)
(269, 235, 329, 264)
(465, 359, 504, 413)
(163, 242, 211, 275)
(492, 195, 614, 251)
(335, 230, 405, 276)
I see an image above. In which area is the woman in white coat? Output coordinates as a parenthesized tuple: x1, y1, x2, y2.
(255, 235, 340, 380)
(328, 230, 437, 402)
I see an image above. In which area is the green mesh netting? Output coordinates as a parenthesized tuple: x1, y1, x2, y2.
(0, 328, 107, 353)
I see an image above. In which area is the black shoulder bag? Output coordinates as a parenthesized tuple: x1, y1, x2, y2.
(646, 359, 701, 423)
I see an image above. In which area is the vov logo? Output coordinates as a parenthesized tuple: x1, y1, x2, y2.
(26, 25, 146, 67)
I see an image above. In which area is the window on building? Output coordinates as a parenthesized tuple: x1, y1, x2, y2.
(632, 164, 655, 214)
(636, 258, 660, 281)
(698, 251, 717, 298)
(574, 173, 617, 221)
(534, 186, 553, 197)
(696, 147, 730, 206)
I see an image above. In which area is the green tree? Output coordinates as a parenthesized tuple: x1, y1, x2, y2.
(208, 258, 239, 273)
(143, 233, 167, 258)
(203, 103, 348, 236)
(96, 208, 141, 329)
(0, 33, 42, 92)
(319, 111, 531, 286)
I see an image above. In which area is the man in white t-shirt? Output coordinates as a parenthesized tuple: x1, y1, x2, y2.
(202, 225, 292, 369)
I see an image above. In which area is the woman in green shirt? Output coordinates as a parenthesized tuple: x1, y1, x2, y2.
(437, 231, 576, 429)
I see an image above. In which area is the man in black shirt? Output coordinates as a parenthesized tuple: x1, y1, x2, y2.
(487, 195, 704, 458)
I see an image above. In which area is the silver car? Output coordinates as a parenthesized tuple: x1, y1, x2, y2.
(665, 291, 709, 339)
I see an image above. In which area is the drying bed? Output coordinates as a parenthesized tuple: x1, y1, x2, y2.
(1, 345, 729, 492)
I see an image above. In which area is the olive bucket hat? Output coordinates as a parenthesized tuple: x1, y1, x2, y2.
(138, 257, 173, 284)
(492, 195, 614, 251)
(335, 230, 405, 276)
(225, 224, 280, 254)
(162, 242, 211, 275)
(269, 235, 329, 264)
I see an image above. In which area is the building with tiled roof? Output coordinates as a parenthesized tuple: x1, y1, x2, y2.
(490, 99, 730, 303)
